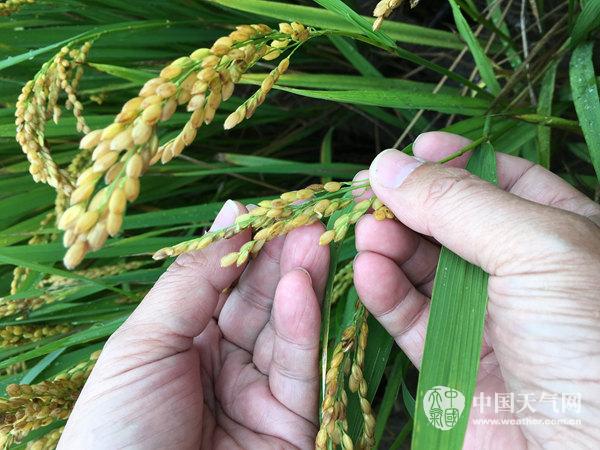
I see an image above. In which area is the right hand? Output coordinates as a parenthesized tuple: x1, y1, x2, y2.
(353, 131, 600, 449)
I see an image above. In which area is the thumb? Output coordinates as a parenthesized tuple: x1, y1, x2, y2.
(369, 149, 579, 274)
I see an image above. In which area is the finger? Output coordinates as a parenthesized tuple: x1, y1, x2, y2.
(111, 200, 250, 357)
(353, 251, 430, 367)
(269, 269, 321, 423)
(219, 223, 328, 353)
(354, 251, 492, 368)
(252, 223, 329, 373)
(414, 131, 600, 222)
(368, 149, 596, 274)
(356, 214, 439, 296)
(413, 131, 472, 168)
(352, 169, 373, 201)
(218, 237, 285, 352)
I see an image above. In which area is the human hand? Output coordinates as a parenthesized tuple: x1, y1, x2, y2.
(353, 131, 600, 449)
(58, 201, 329, 449)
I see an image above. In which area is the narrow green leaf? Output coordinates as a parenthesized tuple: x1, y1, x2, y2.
(320, 127, 334, 183)
(374, 351, 406, 446)
(20, 349, 66, 384)
(0, 20, 174, 71)
(571, 0, 600, 47)
(570, 41, 600, 181)
(448, 0, 501, 95)
(312, 0, 396, 48)
(271, 85, 489, 115)
(88, 62, 154, 83)
(412, 142, 497, 450)
(328, 35, 381, 77)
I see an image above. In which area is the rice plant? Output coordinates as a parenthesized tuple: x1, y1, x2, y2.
(1, 0, 598, 448)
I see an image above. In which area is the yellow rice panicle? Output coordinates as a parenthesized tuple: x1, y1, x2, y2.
(60, 23, 313, 269)
(154, 178, 395, 267)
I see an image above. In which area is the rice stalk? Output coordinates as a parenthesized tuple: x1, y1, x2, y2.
(332, 262, 354, 305)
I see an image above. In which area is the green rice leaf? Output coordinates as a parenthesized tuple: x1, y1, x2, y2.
(570, 41, 600, 181)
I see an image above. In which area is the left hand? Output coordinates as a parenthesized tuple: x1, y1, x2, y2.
(58, 200, 329, 450)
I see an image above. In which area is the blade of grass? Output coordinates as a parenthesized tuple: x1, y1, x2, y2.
(0, 317, 125, 370)
(537, 61, 558, 168)
(311, 0, 490, 95)
(269, 85, 490, 115)
(448, 0, 501, 95)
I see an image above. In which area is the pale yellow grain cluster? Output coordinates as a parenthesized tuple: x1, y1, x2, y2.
(154, 179, 394, 266)
(25, 426, 64, 450)
(0, 351, 99, 444)
(372, 0, 404, 30)
(15, 42, 92, 194)
(59, 23, 311, 269)
(0, 324, 72, 347)
(0, 0, 34, 15)
(371, 197, 395, 221)
(153, 181, 355, 263)
(316, 305, 375, 449)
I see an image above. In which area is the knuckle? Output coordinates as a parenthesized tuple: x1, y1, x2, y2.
(421, 169, 479, 210)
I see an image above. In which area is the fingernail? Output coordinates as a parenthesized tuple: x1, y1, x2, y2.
(371, 149, 424, 189)
(210, 200, 239, 231)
